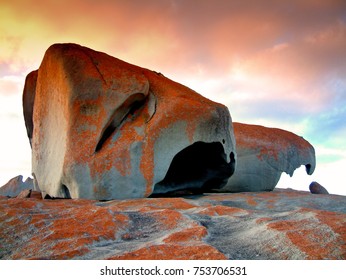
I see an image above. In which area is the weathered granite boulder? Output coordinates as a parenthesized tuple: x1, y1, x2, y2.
(26, 43, 236, 200)
(0, 175, 34, 197)
(0, 189, 345, 259)
(310, 181, 329, 194)
(220, 123, 316, 192)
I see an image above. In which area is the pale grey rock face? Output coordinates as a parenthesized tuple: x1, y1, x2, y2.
(27, 43, 236, 200)
(0, 175, 34, 197)
(220, 122, 316, 192)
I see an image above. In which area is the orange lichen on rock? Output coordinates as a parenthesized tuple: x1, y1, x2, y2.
(107, 197, 197, 212)
(163, 225, 208, 243)
(1, 189, 345, 260)
(267, 209, 346, 259)
(232, 123, 314, 160)
(246, 196, 258, 207)
(315, 210, 346, 258)
(221, 122, 316, 192)
(108, 244, 227, 260)
(149, 209, 185, 230)
(0, 197, 128, 259)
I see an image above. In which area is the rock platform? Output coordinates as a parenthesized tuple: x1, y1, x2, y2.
(1, 189, 345, 260)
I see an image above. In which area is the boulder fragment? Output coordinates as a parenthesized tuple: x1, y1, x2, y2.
(16, 189, 32, 199)
(309, 181, 329, 194)
(220, 122, 316, 192)
(27, 43, 236, 200)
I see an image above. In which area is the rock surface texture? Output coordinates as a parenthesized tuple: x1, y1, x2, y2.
(25, 43, 236, 200)
(222, 123, 316, 192)
(0, 189, 345, 260)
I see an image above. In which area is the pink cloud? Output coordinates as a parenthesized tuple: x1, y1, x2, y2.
(0, 0, 346, 194)
(1, 0, 345, 75)
(0, 75, 24, 96)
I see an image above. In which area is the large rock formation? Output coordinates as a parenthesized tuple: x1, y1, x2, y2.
(24, 43, 236, 200)
(1, 189, 345, 259)
(221, 123, 316, 192)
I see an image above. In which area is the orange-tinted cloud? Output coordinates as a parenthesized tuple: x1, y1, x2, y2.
(1, 1, 345, 121)
(0, 0, 346, 191)
(1, 0, 345, 73)
(0, 0, 345, 142)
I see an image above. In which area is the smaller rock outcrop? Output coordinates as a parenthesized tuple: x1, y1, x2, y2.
(0, 175, 34, 197)
(221, 122, 316, 192)
(309, 181, 329, 194)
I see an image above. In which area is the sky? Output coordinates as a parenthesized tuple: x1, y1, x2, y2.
(1, 0, 346, 195)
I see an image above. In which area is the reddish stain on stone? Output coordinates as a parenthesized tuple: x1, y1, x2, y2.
(197, 205, 246, 216)
(315, 210, 346, 258)
(30, 191, 43, 199)
(150, 209, 184, 230)
(0, 198, 128, 259)
(246, 196, 258, 207)
(1, 189, 345, 260)
(163, 225, 208, 243)
(233, 122, 313, 162)
(267, 209, 346, 259)
(108, 244, 227, 260)
(109, 197, 197, 212)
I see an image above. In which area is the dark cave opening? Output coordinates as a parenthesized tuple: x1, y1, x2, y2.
(305, 164, 312, 174)
(61, 184, 71, 199)
(152, 141, 235, 196)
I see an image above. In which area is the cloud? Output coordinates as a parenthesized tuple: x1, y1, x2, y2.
(1, 0, 345, 75)
(0, 0, 345, 192)
(304, 105, 346, 149)
(1, 0, 345, 121)
(0, 0, 182, 74)
(0, 75, 21, 93)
